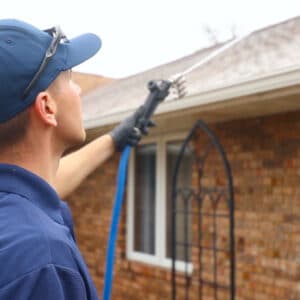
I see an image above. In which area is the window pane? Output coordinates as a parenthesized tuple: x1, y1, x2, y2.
(166, 141, 193, 261)
(134, 144, 156, 254)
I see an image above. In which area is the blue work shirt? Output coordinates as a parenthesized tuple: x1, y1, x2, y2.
(0, 164, 99, 300)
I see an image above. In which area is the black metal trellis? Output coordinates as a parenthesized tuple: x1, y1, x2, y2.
(171, 120, 235, 300)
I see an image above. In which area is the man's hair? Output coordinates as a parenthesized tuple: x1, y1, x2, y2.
(0, 108, 30, 149)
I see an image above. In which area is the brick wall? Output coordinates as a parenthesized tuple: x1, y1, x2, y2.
(66, 110, 300, 300)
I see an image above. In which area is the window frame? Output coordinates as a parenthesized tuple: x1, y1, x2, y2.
(127, 132, 193, 272)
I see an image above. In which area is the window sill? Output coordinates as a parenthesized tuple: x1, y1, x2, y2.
(127, 251, 193, 274)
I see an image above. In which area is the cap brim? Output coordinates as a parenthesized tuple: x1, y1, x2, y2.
(65, 33, 101, 69)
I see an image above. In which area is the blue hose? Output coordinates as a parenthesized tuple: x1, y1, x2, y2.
(102, 145, 131, 300)
(101, 79, 171, 300)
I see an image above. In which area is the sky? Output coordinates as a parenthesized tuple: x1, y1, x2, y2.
(1, 1, 299, 78)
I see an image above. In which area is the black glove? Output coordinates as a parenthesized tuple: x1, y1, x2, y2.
(109, 106, 155, 152)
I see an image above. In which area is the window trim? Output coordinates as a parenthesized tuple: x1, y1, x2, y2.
(127, 132, 193, 272)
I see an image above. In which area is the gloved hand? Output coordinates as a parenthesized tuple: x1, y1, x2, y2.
(109, 106, 155, 152)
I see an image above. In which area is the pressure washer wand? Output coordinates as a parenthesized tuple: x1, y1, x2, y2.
(133, 79, 174, 135)
(102, 79, 176, 300)
(145, 80, 172, 110)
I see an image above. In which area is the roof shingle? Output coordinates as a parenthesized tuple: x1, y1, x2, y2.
(83, 16, 300, 124)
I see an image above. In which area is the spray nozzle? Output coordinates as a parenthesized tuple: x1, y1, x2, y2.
(136, 75, 188, 133)
(168, 73, 188, 99)
(135, 79, 171, 133)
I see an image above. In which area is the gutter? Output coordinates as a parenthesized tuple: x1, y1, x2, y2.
(84, 66, 300, 130)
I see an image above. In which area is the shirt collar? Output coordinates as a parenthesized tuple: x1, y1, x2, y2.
(0, 163, 64, 224)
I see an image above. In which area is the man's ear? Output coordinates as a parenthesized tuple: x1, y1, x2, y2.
(33, 92, 58, 127)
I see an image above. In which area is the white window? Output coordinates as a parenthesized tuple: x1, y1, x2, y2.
(127, 134, 193, 271)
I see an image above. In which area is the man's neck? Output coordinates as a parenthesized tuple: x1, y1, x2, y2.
(0, 140, 63, 188)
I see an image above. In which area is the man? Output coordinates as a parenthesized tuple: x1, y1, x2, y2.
(0, 19, 151, 299)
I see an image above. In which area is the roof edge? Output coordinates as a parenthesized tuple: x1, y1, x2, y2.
(84, 66, 300, 130)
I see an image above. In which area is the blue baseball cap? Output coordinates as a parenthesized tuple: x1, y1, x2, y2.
(0, 19, 101, 122)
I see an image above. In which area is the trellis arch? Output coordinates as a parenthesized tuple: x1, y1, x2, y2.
(171, 120, 235, 300)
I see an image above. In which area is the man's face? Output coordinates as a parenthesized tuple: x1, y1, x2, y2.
(48, 71, 86, 149)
